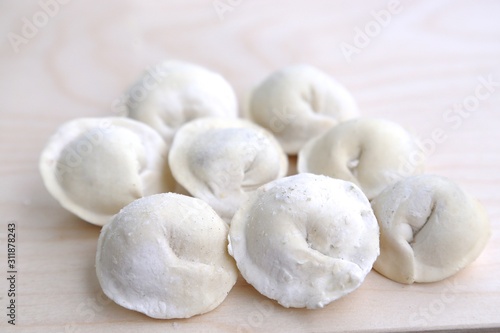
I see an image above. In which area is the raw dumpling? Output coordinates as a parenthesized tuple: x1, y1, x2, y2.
(298, 118, 423, 199)
(228, 173, 380, 309)
(371, 174, 491, 284)
(126, 60, 238, 144)
(247, 64, 358, 154)
(96, 193, 238, 319)
(169, 117, 288, 221)
(39, 117, 175, 226)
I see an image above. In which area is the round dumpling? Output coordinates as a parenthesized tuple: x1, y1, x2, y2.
(126, 60, 238, 144)
(298, 118, 423, 199)
(228, 173, 379, 309)
(371, 174, 491, 284)
(247, 64, 358, 154)
(96, 193, 238, 319)
(39, 117, 175, 226)
(168, 117, 288, 221)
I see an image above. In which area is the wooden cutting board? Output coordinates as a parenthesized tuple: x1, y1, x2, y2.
(1, 1, 499, 332)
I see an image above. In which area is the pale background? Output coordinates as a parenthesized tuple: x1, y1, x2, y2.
(0, 1, 499, 332)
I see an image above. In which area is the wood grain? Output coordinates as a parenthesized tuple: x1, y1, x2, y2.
(1, 0, 499, 332)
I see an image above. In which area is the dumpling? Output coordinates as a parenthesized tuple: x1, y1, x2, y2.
(247, 64, 358, 154)
(228, 173, 380, 309)
(298, 118, 424, 199)
(371, 174, 491, 284)
(126, 60, 238, 144)
(96, 193, 238, 319)
(39, 117, 175, 226)
(168, 117, 288, 221)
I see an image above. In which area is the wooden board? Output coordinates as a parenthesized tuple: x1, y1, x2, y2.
(1, 1, 499, 332)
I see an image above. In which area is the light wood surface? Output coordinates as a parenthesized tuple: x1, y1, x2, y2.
(1, 1, 499, 332)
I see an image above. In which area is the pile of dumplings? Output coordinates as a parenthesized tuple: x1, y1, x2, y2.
(39, 60, 491, 319)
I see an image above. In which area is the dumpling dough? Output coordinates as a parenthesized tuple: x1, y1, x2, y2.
(371, 174, 491, 284)
(228, 173, 379, 309)
(96, 193, 238, 319)
(298, 118, 423, 199)
(247, 64, 358, 154)
(126, 60, 238, 144)
(169, 117, 288, 221)
(39, 117, 175, 226)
